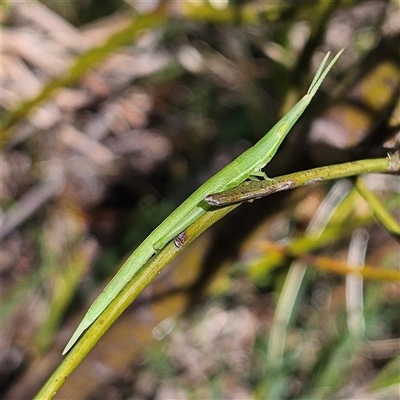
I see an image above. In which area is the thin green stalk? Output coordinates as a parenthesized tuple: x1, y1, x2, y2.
(206, 154, 400, 206)
(355, 178, 400, 239)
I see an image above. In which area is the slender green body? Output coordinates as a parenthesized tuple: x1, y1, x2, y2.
(63, 50, 342, 354)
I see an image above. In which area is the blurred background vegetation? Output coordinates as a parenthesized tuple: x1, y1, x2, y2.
(1, 0, 399, 399)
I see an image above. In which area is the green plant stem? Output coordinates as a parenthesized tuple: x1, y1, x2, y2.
(33, 203, 238, 400)
(206, 155, 400, 206)
(355, 178, 400, 238)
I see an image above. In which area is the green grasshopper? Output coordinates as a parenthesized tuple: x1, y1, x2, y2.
(63, 50, 343, 354)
